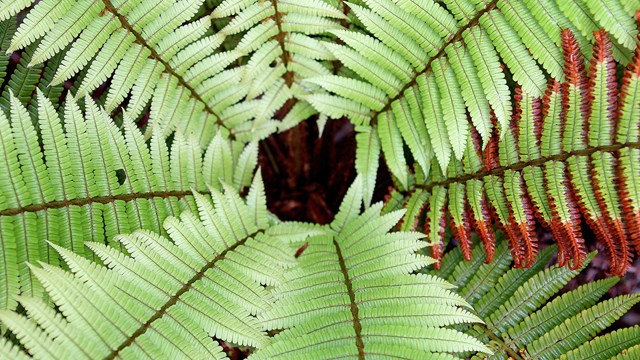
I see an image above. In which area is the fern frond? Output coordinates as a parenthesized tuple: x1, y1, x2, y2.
(303, 0, 639, 184)
(433, 239, 640, 359)
(390, 28, 640, 275)
(0, 92, 257, 312)
(0, 177, 297, 358)
(251, 178, 491, 359)
(1, 0, 354, 144)
(560, 326, 640, 360)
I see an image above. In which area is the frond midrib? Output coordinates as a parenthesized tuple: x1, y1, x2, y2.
(0, 189, 203, 217)
(106, 228, 263, 359)
(368, 0, 500, 127)
(100, 0, 229, 131)
(333, 238, 365, 360)
(415, 141, 640, 194)
(269, 0, 293, 87)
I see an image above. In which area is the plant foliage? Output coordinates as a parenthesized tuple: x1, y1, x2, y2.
(0, 0, 639, 358)
(428, 239, 640, 359)
(0, 90, 257, 313)
(0, 178, 493, 359)
(252, 179, 489, 359)
(0, 175, 296, 358)
(384, 27, 640, 276)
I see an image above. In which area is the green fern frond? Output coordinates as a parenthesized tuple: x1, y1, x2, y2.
(304, 0, 639, 199)
(389, 27, 640, 275)
(0, 176, 299, 359)
(251, 178, 491, 359)
(2, 0, 351, 144)
(1, 1, 235, 144)
(0, 92, 257, 312)
(561, 326, 640, 360)
(432, 240, 640, 359)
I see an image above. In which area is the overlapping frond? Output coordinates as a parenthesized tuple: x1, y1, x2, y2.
(0, 92, 258, 313)
(2, 0, 353, 145)
(428, 240, 640, 359)
(0, 177, 298, 359)
(211, 0, 347, 135)
(385, 28, 640, 275)
(250, 178, 491, 359)
(304, 0, 639, 201)
(3, 0, 225, 143)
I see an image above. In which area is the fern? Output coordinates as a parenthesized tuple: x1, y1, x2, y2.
(0, 0, 353, 143)
(1, 0, 248, 143)
(384, 27, 640, 275)
(304, 0, 639, 202)
(0, 176, 298, 358)
(0, 178, 495, 359)
(0, 17, 66, 114)
(428, 240, 640, 359)
(0, 1, 639, 358)
(252, 178, 490, 359)
(0, 90, 258, 313)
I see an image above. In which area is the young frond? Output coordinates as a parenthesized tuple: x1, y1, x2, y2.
(429, 240, 640, 359)
(251, 178, 491, 359)
(0, 177, 298, 358)
(387, 28, 640, 275)
(0, 92, 258, 313)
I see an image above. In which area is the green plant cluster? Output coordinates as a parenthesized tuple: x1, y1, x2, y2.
(0, 0, 639, 359)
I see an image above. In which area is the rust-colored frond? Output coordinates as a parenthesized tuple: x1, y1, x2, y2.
(425, 189, 448, 270)
(484, 112, 501, 171)
(514, 87, 544, 145)
(475, 197, 497, 264)
(513, 88, 524, 140)
(590, 30, 619, 139)
(517, 196, 539, 267)
(549, 177, 587, 270)
(450, 212, 473, 261)
(542, 79, 563, 121)
(586, 215, 621, 273)
(503, 217, 525, 268)
(408, 28, 640, 275)
(427, 211, 447, 270)
(618, 176, 640, 257)
(561, 30, 587, 88)
(590, 162, 630, 275)
(561, 29, 591, 121)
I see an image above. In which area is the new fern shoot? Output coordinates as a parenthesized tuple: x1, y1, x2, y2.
(0, 0, 639, 359)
